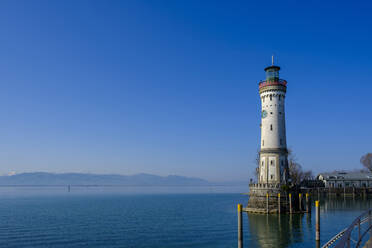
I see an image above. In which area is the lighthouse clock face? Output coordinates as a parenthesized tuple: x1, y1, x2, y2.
(262, 110, 268, 119)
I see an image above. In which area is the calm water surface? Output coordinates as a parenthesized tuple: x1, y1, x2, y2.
(0, 187, 370, 248)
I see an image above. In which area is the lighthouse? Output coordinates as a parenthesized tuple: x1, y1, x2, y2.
(258, 58, 289, 184)
(246, 58, 296, 214)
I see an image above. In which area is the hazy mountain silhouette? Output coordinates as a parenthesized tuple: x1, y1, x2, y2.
(0, 172, 211, 186)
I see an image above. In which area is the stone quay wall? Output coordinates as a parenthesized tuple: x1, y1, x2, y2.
(245, 184, 306, 214)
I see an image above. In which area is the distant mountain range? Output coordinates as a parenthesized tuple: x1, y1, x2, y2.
(0, 172, 212, 186)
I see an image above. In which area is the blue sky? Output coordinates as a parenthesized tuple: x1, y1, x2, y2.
(0, 0, 371, 181)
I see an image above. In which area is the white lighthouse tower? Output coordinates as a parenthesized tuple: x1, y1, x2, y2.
(246, 58, 294, 214)
(258, 57, 289, 184)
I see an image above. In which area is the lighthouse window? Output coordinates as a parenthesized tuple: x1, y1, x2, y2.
(266, 69, 279, 80)
(270, 112, 273, 115)
(270, 160, 273, 165)
(270, 175, 273, 179)
(279, 95, 281, 101)
(270, 125, 273, 130)
(270, 95, 272, 101)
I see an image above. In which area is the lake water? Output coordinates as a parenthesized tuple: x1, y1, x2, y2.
(0, 186, 370, 247)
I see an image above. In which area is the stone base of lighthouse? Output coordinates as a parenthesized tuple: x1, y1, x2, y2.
(244, 183, 303, 214)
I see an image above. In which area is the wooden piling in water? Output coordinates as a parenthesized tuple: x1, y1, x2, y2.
(278, 193, 281, 214)
(369, 210, 372, 238)
(315, 200, 320, 241)
(306, 193, 309, 213)
(364, 188, 367, 199)
(299, 193, 302, 212)
(289, 193, 292, 214)
(317, 188, 320, 199)
(328, 188, 331, 199)
(238, 204, 243, 248)
(266, 193, 269, 214)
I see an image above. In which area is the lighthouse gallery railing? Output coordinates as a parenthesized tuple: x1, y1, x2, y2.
(258, 79, 287, 89)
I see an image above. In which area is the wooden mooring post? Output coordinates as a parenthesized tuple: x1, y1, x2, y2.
(299, 193, 302, 212)
(289, 193, 292, 214)
(278, 193, 281, 214)
(315, 200, 320, 241)
(317, 188, 320, 199)
(266, 193, 269, 214)
(238, 204, 243, 248)
(369, 210, 372, 237)
(306, 193, 309, 213)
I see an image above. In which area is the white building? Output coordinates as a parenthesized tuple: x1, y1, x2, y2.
(258, 60, 289, 184)
(318, 171, 372, 188)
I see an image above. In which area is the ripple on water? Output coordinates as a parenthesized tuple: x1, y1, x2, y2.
(0, 193, 370, 248)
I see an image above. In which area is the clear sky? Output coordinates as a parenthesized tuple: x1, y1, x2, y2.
(0, 0, 371, 181)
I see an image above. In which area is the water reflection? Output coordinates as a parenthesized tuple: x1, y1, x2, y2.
(246, 196, 372, 248)
(321, 195, 372, 211)
(247, 213, 307, 247)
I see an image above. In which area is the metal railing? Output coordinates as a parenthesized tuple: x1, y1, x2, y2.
(322, 209, 372, 248)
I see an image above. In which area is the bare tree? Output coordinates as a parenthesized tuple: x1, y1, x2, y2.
(361, 153, 372, 172)
(287, 149, 313, 185)
(254, 149, 260, 177)
(303, 170, 314, 180)
(288, 159, 302, 185)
